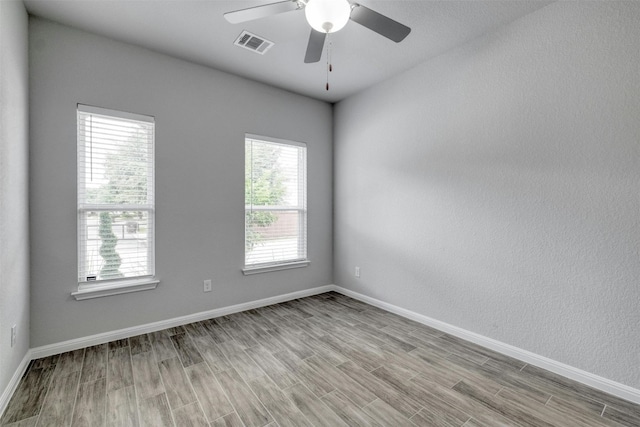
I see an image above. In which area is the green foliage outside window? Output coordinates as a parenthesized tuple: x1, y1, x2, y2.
(245, 142, 286, 252)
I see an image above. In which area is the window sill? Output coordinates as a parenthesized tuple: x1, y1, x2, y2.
(71, 278, 160, 301)
(242, 260, 310, 276)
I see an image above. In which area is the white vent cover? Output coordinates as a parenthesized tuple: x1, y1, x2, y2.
(234, 30, 274, 55)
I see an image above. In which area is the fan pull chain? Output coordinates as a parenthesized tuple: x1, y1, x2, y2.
(326, 34, 332, 91)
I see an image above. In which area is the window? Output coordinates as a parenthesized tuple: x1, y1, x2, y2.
(76, 105, 156, 298)
(244, 135, 308, 273)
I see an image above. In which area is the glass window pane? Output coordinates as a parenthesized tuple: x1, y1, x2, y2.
(81, 211, 152, 280)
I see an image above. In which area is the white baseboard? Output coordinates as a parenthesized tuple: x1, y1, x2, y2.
(334, 286, 640, 405)
(0, 351, 32, 419)
(30, 284, 335, 360)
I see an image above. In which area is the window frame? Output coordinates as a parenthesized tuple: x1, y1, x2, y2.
(243, 134, 309, 275)
(73, 104, 158, 300)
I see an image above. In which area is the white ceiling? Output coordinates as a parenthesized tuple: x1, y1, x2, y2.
(23, 0, 552, 103)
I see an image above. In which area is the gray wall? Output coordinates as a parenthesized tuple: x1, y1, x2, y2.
(334, 1, 640, 388)
(0, 0, 30, 394)
(29, 18, 333, 347)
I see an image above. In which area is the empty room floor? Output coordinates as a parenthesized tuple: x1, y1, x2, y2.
(1, 292, 639, 426)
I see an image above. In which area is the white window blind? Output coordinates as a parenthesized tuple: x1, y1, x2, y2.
(245, 135, 307, 268)
(77, 105, 155, 285)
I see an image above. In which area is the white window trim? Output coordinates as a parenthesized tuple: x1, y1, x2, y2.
(76, 104, 157, 298)
(242, 260, 310, 276)
(244, 134, 309, 272)
(71, 277, 160, 301)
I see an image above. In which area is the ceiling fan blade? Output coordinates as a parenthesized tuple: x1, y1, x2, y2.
(224, 1, 301, 24)
(349, 3, 411, 43)
(304, 29, 326, 63)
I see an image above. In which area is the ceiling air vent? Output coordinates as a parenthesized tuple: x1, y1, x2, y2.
(234, 30, 274, 55)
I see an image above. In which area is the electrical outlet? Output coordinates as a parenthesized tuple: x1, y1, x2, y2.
(11, 325, 16, 347)
(203, 279, 212, 293)
(355, 266, 360, 278)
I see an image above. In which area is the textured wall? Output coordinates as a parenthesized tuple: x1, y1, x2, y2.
(0, 0, 30, 394)
(334, 1, 640, 388)
(29, 18, 333, 347)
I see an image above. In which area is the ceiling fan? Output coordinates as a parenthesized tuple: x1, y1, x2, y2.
(224, 0, 411, 64)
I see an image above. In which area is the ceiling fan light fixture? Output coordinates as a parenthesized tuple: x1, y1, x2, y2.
(304, 0, 351, 33)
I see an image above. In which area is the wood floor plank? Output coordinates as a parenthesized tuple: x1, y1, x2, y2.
(200, 319, 233, 344)
(183, 322, 210, 339)
(216, 338, 248, 360)
(294, 317, 333, 340)
(248, 375, 313, 427)
(520, 364, 615, 413)
(272, 349, 335, 397)
(266, 327, 315, 359)
(545, 395, 619, 427)
(380, 344, 437, 374)
(80, 344, 107, 384)
(130, 334, 153, 355)
(2, 416, 39, 427)
(107, 347, 133, 392)
(439, 334, 526, 370)
(34, 370, 80, 427)
(443, 353, 551, 405)
(215, 368, 272, 427)
(171, 402, 208, 427)
(350, 322, 417, 352)
(4, 294, 640, 427)
(164, 326, 186, 336)
(0, 366, 55, 424)
(170, 333, 203, 368)
(241, 322, 287, 354)
(294, 331, 349, 366)
(52, 349, 85, 379)
(304, 356, 377, 408)
(244, 346, 298, 389)
(30, 355, 60, 371)
(410, 407, 470, 427)
(337, 360, 422, 418)
(220, 321, 260, 348)
(210, 412, 244, 427)
(158, 357, 196, 410)
(462, 419, 486, 427)
(138, 393, 173, 427)
(410, 375, 514, 427)
(150, 331, 178, 362)
(516, 365, 606, 415)
(382, 325, 452, 359)
(186, 363, 234, 423)
(190, 334, 233, 373)
(452, 380, 555, 427)
(602, 405, 640, 427)
(131, 351, 163, 400)
(321, 390, 385, 427)
(497, 388, 610, 427)
(371, 365, 471, 425)
(106, 386, 138, 427)
(320, 335, 384, 372)
(411, 347, 504, 395)
(361, 398, 416, 427)
(283, 383, 349, 427)
(71, 378, 106, 427)
(227, 350, 266, 382)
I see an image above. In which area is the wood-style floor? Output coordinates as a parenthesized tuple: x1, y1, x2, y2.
(1, 292, 639, 427)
